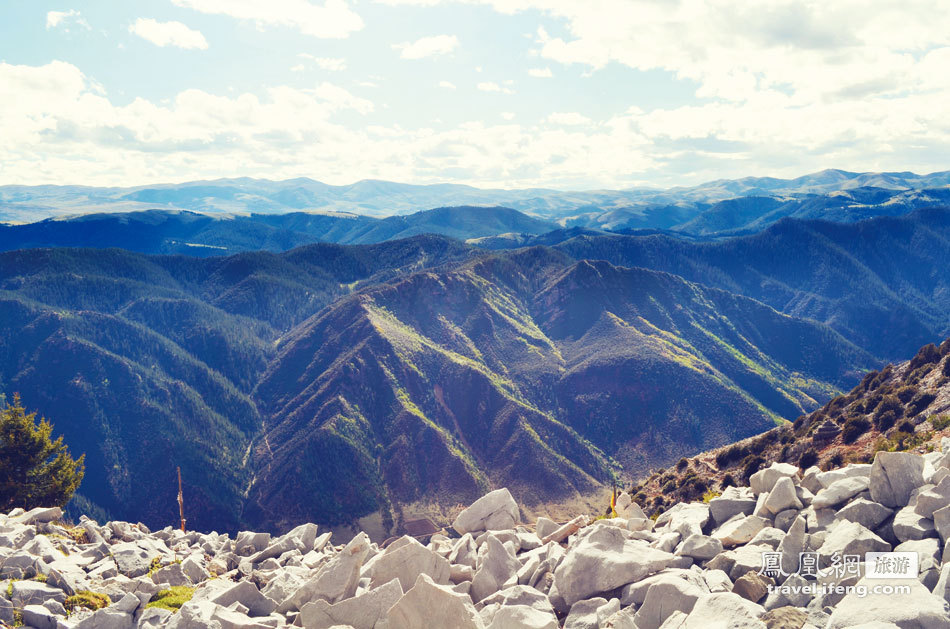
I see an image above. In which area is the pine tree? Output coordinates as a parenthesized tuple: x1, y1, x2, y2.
(0, 394, 85, 510)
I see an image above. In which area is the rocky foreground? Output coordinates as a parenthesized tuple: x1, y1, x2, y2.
(6, 447, 950, 628)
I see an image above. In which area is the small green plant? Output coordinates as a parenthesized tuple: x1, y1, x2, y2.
(6, 579, 14, 597)
(31, 572, 47, 582)
(147, 556, 162, 577)
(146, 586, 195, 611)
(702, 489, 721, 503)
(66, 526, 90, 545)
(931, 415, 950, 431)
(65, 591, 111, 613)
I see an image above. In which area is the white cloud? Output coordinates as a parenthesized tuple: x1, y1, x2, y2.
(477, 81, 514, 94)
(171, 0, 363, 39)
(130, 18, 209, 50)
(299, 54, 347, 71)
(528, 67, 553, 78)
(501, 112, 515, 120)
(5, 46, 950, 190)
(438, 81, 457, 89)
(46, 9, 90, 30)
(547, 112, 589, 126)
(393, 34, 459, 59)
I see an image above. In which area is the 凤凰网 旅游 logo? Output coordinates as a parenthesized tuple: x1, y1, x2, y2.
(759, 550, 918, 580)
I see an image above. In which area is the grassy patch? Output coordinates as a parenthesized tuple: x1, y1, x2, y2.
(65, 591, 111, 613)
(932, 415, 950, 431)
(874, 430, 933, 453)
(146, 586, 195, 612)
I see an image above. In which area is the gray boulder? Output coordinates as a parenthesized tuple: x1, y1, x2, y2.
(836, 498, 894, 530)
(281, 532, 369, 612)
(553, 525, 675, 606)
(386, 573, 484, 629)
(676, 534, 723, 561)
(870, 452, 926, 508)
(712, 516, 770, 548)
(299, 577, 402, 629)
(470, 534, 520, 602)
(369, 536, 451, 592)
(893, 506, 938, 542)
(453, 489, 519, 535)
(827, 577, 950, 628)
(633, 576, 705, 629)
(750, 463, 799, 495)
(486, 605, 558, 629)
(709, 487, 757, 526)
(817, 520, 890, 562)
(763, 478, 803, 515)
(564, 597, 619, 629)
(812, 476, 870, 509)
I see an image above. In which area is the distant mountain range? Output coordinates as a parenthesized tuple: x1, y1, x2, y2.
(3, 169, 949, 235)
(3, 207, 950, 532)
(0, 206, 558, 257)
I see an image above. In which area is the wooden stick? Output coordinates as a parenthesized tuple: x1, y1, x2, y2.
(177, 467, 186, 532)
(541, 514, 588, 544)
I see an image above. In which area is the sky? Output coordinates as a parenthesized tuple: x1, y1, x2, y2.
(1, 0, 949, 189)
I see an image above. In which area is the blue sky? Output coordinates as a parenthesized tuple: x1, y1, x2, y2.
(1, 1, 949, 189)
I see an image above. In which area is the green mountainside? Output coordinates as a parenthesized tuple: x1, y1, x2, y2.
(1, 209, 948, 533)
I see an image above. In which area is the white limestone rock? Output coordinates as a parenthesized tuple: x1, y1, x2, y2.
(453, 489, 519, 535)
(817, 520, 890, 562)
(675, 534, 723, 561)
(369, 536, 450, 592)
(712, 515, 770, 548)
(812, 476, 871, 509)
(299, 577, 402, 629)
(385, 573, 484, 629)
(553, 525, 675, 606)
(633, 575, 706, 629)
(763, 477, 803, 515)
(869, 451, 926, 508)
(281, 532, 370, 612)
(708, 487, 756, 526)
(470, 534, 520, 602)
(750, 463, 799, 495)
(827, 577, 950, 628)
(893, 505, 938, 542)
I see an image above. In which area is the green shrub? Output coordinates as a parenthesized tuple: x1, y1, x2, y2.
(799, 448, 819, 468)
(741, 455, 765, 482)
(676, 458, 688, 471)
(909, 343, 941, 371)
(907, 392, 937, 417)
(720, 473, 735, 488)
(841, 416, 870, 444)
(896, 386, 917, 403)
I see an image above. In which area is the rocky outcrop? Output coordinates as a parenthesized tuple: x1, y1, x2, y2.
(4, 447, 950, 628)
